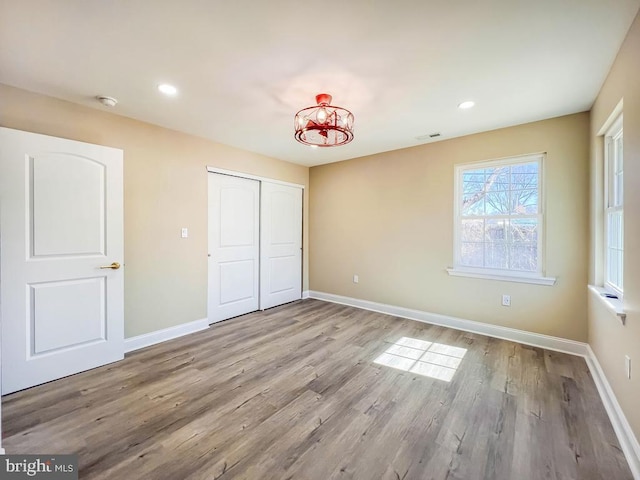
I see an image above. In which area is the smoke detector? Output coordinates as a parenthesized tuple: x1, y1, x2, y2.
(96, 96, 118, 107)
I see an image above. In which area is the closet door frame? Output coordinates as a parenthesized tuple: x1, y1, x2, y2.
(206, 167, 304, 314)
(207, 167, 305, 191)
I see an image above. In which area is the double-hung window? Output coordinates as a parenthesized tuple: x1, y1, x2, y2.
(451, 154, 551, 284)
(605, 115, 623, 294)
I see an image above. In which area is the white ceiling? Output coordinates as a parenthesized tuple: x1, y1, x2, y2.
(1, 1, 638, 167)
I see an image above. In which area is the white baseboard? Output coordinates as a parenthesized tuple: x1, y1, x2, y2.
(308, 291, 588, 356)
(302, 290, 310, 299)
(585, 345, 640, 479)
(124, 318, 209, 353)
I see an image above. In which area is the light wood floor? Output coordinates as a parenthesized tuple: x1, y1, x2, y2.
(3, 299, 632, 479)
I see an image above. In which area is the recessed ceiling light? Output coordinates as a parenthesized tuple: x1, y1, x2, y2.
(158, 84, 178, 95)
(310, 145, 318, 149)
(458, 101, 475, 109)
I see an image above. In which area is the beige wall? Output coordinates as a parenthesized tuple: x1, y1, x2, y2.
(589, 13, 640, 440)
(310, 112, 590, 342)
(0, 84, 309, 338)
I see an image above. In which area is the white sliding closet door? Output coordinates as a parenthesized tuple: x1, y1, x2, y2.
(260, 182, 303, 310)
(208, 174, 260, 323)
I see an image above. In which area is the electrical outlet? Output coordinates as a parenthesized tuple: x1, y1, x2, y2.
(501, 294, 511, 307)
(181, 227, 188, 238)
(353, 274, 359, 284)
(625, 355, 631, 379)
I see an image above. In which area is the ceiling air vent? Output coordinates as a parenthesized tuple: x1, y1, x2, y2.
(415, 133, 441, 141)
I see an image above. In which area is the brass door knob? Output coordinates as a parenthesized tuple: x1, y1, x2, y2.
(99, 262, 121, 270)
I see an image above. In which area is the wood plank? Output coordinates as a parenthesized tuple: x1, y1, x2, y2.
(2, 299, 632, 480)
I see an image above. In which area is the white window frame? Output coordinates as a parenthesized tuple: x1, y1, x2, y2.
(447, 153, 556, 286)
(604, 114, 623, 296)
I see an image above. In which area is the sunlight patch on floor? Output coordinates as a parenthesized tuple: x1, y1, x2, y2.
(373, 337, 467, 382)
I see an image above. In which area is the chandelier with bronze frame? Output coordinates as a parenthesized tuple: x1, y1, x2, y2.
(294, 93, 354, 147)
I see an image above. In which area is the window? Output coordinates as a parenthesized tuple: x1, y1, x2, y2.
(605, 115, 623, 293)
(450, 154, 551, 284)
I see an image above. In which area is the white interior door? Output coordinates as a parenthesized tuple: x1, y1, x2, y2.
(0, 127, 124, 394)
(208, 173, 260, 323)
(260, 182, 302, 310)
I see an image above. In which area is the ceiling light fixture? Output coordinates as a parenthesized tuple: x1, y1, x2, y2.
(294, 93, 354, 147)
(158, 84, 178, 95)
(458, 100, 475, 109)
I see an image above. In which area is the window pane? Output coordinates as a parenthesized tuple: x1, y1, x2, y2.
(607, 249, 623, 290)
(485, 167, 509, 192)
(615, 171, 623, 207)
(463, 179, 484, 196)
(615, 135, 623, 173)
(485, 243, 508, 269)
(461, 219, 484, 242)
(608, 211, 623, 249)
(460, 242, 483, 267)
(485, 192, 509, 214)
(606, 208, 623, 289)
(511, 162, 539, 189)
(607, 249, 616, 286)
(614, 137, 623, 206)
(511, 189, 538, 214)
(462, 193, 484, 216)
(510, 245, 538, 271)
(615, 250, 624, 290)
(462, 169, 486, 216)
(462, 170, 485, 184)
(612, 135, 623, 207)
(511, 162, 538, 174)
(510, 218, 538, 243)
(485, 219, 507, 242)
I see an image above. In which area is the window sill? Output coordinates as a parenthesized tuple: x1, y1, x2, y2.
(588, 285, 626, 324)
(446, 268, 557, 286)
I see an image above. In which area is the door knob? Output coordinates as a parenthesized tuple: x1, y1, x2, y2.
(99, 262, 121, 270)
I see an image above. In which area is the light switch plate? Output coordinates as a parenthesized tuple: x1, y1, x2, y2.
(181, 228, 188, 238)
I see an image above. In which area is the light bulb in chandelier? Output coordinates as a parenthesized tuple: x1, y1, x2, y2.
(316, 107, 328, 124)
